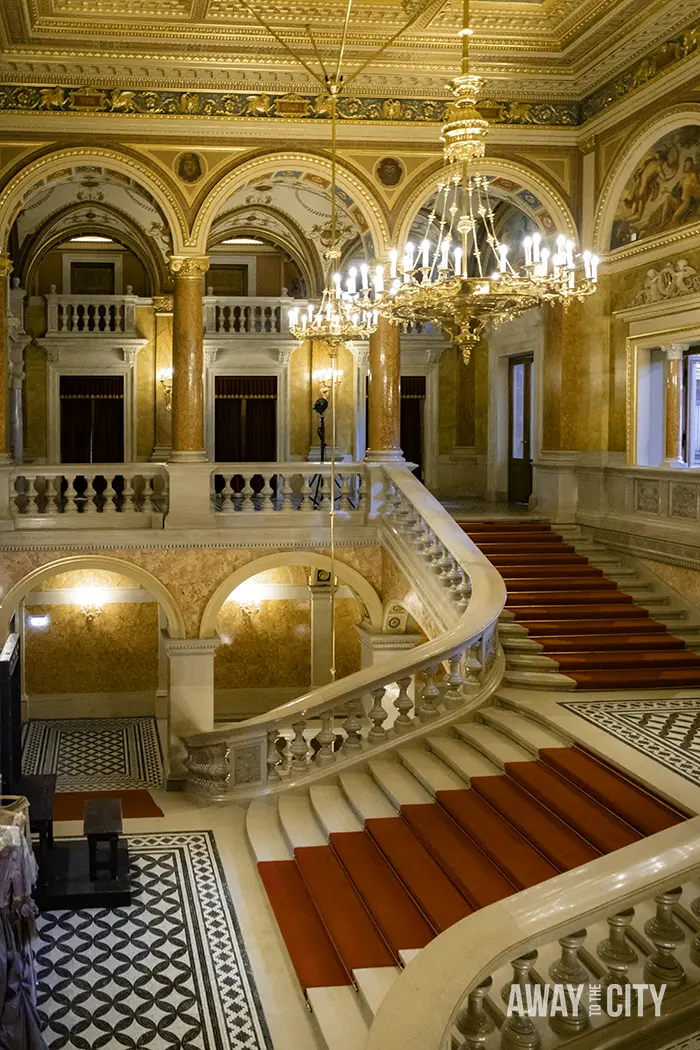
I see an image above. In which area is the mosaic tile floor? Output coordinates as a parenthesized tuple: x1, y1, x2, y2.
(562, 698, 700, 787)
(22, 717, 163, 790)
(35, 831, 273, 1050)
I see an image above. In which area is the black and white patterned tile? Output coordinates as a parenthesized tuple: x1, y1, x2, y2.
(562, 698, 700, 786)
(22, 717, 163, 790)
(35, 831, 273, 1050)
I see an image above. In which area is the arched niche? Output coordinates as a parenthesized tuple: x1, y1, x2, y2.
(189, 152, 390, 262)
(394, 158, 578, 250)
(0, 148, 189, 254)
(594, 107, 700, 254)
(200, 552, 383, 638)
(0, 555, 186, 640)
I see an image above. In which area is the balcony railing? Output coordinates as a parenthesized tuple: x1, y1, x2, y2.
(211, 463, 364, 515)
(45, 288, 141, 336)
(9, 464, 168, 526)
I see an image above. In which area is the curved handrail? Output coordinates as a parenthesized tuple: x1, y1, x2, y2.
(366, 816, 700, 1050)
(183, 462, 507, 797)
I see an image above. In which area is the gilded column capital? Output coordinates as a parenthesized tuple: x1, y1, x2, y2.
(579, 134, 596, 155)
(153, 295, 175, 314)
(169, 256, 210, 280)
(662, 343, 689, 361)
(0, 254, 14, 280)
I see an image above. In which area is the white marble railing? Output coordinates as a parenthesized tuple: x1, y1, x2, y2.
(45, 288, 141, 335)
(211, 463, 365, 515)
(367, 817, 700, 1050)
(203, 295, 296, 336)
(10, 465, 168, 521)
(183, 463, 506, 799)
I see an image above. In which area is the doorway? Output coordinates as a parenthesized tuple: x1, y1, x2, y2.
(60, 375, 125, 463)
(400, 376, 426, 480)
(214, 375, 277, 461)
(508, 354, 534, 504)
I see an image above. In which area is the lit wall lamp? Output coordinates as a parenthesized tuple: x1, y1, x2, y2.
(27, 614, 50, 630)
(157, 367, 174, 411)
(74, 586, 105, 629)
(313, 367, 343, 399)
(228, 581, 263, 623)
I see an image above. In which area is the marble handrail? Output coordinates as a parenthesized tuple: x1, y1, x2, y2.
(183, 462, 507, 799)
(45, 291, 141, 335)
(210, 462, 366, 514)
(366, 816, 700, 1050)
(10, 464, 168, 519)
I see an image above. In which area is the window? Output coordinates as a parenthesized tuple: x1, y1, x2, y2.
(208, 265, 248, 297)
(70, 263, 115, 296)
(685, 352, 700, 467)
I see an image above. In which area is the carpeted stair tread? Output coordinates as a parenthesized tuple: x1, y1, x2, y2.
(489, 554, 590, 566)
(330, 831, 436, 951)
(515, 605, 651, 620)
(500, 567, 606, 579)
(295, 845, 397, 971)
(567, 667, 700, 688)
(365, 816, 473, 932)
(538, 634, 686, 652)
(551, 650, 700, 670)
(476, 543, 576, 556)
(525, 619, 668, 635)
(504, 577, 616, 591)
(467, 775, 601, 869)
(258, 860, 351, 990)
(504, 761, 641, 853)
(506, 591, 633, 606)
(399, 804, 517, 909)
(434, 790, 560, 888)
(539, 748, 686, 835)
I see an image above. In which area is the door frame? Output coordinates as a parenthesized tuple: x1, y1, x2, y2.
(204, 352, 290, 462)
(487, 308, 543, 504)
(48, 359, 135, 464)
(507, 352, 534, 503)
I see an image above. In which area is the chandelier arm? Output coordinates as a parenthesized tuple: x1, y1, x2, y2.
(330, 92, 338, 255)
(335, 0, 354, 85)
(340, 0, 444, 91)
(306, 24, 330, 81)
(238, 0, 327, 87)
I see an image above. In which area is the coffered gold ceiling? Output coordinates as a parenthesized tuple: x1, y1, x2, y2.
(0, 0, 697, 101)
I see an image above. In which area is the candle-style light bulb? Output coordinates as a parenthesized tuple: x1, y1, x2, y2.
(405, 242, 415, 271)
(421, 240, 430, 268)
(374, 265, 384, 293)
(591, 255, 599, 281)
(360, 263, 369, 290)
(532, 232, 541, 263)
(582, 250, 592, 279)
(389, 249, 398, 279)
(523, 236, 533, 267)
(347, 267, 357, 295)
(440, 238, 451, 270)
(540, 247, 550, 275)
(565, 240, 574, 268)
(453, 246, 463, 276)
(498, 243, 509, 273)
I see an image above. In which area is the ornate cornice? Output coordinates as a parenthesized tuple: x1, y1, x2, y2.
(153, 294, 174, 314)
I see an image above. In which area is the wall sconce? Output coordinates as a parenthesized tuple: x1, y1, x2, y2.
(229, 581, 263, 623)
(313, 367, 343, 399)
(74, 586, 105, 629)
(27, 614, 50, 630)
(157, 367, 173, 411)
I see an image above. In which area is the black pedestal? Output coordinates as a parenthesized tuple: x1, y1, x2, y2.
(34, 838, 132, 910)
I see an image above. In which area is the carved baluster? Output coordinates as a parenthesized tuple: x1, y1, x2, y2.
(458, 574, 473, 610)
(690, 893, 700, 967)
(444, 650, 466, 710)
(276, 732, 292, 774)
(29, 476, 42, 515)
(300, 474, 313, 511)
(63, 475, 79, 514)
(411, 520, 429, 554)
(393, 677, 414, 731)
(455, 977, 495, 1050)
(50, 476, 63, 514)
(240, 474, 255, 511)
(260, 475, 275, 512)
(644, 888, 686, 989)
(315, 715, 337, 765)
(500, 952, 540, 1050)
(548, 930, 589, 1035)
(342, 700, 363, 750)
(449, 562, 465, 603)
(425, 536, 444, 570)
(367, 687, 388, 742)
(102, 475, 117, 514)
(436, 549, 454, 585)
(463, 643, 483, 692)
(597, 908, 638, 995)
(289, 720, 309, 772)
(267, 729, 281, 782)
(221, 476, 235, 513)
(121, 475, 136, 513)
(280, 474, 295, 512)
(417, 663, 440, 721)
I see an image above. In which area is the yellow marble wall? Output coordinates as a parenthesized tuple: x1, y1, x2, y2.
(23, 342, 47, 461)
(24, 601, 159, 693)
(438, 346, 459, 455)
(135, 306, 156, 459)
(289, 338, 357, 458)
(35, 569, 135, 590)
(637, 559, 700, 613)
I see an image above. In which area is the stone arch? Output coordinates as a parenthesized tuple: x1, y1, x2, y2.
(189, 151, 390, 259)
(593, 105, 700, 253)
(394, 158, 578, 249)
(0, 147, 190, 254)
(199, 551, 383, 638)
(0, 555, 187, 639)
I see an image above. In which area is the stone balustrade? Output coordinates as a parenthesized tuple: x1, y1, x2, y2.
(10, 464, 169, 523)
(366, 816, 700, 1050)
(211, 463, 364, 514)
(45, 288, 141, 335)
(183, 463, 506, 799)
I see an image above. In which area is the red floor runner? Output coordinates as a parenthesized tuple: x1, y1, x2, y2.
(53, 789, 163, 821)
(295, 846, 396, 971)
(540, 748, 686, 835)
(258, 860, 350, 990)
(330, 831, 435, 951)
(365, 816, 473, 932)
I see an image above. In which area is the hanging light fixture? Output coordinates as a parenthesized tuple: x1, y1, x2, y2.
(347, 0, 599, 363)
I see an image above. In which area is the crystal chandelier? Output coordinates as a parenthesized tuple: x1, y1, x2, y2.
(350, 0, 599, 363)
(289, 80, 377, 347)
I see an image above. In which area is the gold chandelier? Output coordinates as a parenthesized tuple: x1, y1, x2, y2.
(351, 0, 599, 363)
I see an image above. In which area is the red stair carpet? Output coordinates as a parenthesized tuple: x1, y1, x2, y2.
(53, 789, 164, 821)
(461, 521, 700, 689)
(258, 747, 687, 993)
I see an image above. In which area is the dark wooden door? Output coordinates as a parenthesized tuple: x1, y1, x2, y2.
(0, 634, 22, 793)
(60, 375, 125, 463)
(508, 354, 534, 504)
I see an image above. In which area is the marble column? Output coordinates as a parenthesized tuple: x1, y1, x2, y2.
(169, 256, 209, 462)
(0, 254, 13, 461)
(164, 635, 219, 782)
(662, 343, 688, 467)
(366, 315, 403, 461)
(152, 295, 174, 461)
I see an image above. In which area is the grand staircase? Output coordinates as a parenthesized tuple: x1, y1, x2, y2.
(462, 521, 700, 691)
